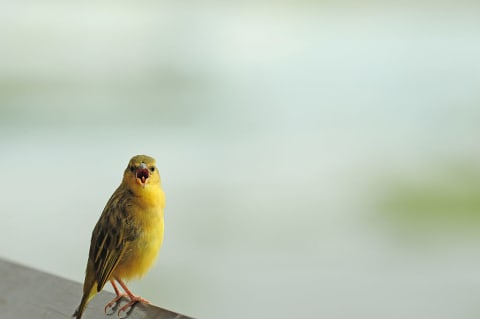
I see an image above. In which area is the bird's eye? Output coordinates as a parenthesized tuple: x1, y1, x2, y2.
(130, 166, 135, 172)
(150, 166, 155, 172)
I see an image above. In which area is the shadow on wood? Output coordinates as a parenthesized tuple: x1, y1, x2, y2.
(0, 258, 195, 319)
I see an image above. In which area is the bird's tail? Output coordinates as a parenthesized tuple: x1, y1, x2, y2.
(73, 281, 98, 319)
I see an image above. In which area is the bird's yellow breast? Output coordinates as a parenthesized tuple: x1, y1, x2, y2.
(113, 186, 165, 280)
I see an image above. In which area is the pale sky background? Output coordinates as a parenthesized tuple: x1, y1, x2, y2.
(1, 1, 480, 318)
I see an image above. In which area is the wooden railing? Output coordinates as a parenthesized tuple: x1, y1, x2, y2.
(0, 258, 195, 319)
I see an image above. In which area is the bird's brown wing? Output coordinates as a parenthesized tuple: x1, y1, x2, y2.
(89, 191, 138, 291)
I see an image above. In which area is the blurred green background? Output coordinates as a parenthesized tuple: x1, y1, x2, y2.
(1, 1, 480, 318)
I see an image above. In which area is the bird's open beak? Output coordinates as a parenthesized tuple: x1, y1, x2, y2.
(135, 163, 150, 188)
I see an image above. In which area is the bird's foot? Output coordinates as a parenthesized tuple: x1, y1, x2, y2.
(117, 295, 150, 317)
(104, 294, 128, 315)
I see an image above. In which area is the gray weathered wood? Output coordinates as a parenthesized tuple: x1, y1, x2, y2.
(0, 258, 194, 319)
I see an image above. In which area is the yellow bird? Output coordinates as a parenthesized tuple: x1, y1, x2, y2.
(73, 155, 166, 319)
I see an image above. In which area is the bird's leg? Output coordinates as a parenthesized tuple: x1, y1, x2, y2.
(115, 278, 150, 316)
(104, 279, 128, 314)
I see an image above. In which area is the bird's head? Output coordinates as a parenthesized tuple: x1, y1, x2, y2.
(123, 155, 161, 189)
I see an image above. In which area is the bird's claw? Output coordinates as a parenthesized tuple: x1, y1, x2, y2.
(117, 297, 150, 318)
(104, 295, 127, 315)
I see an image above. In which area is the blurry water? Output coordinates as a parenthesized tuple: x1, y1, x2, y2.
(1, 2, 480, 319)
